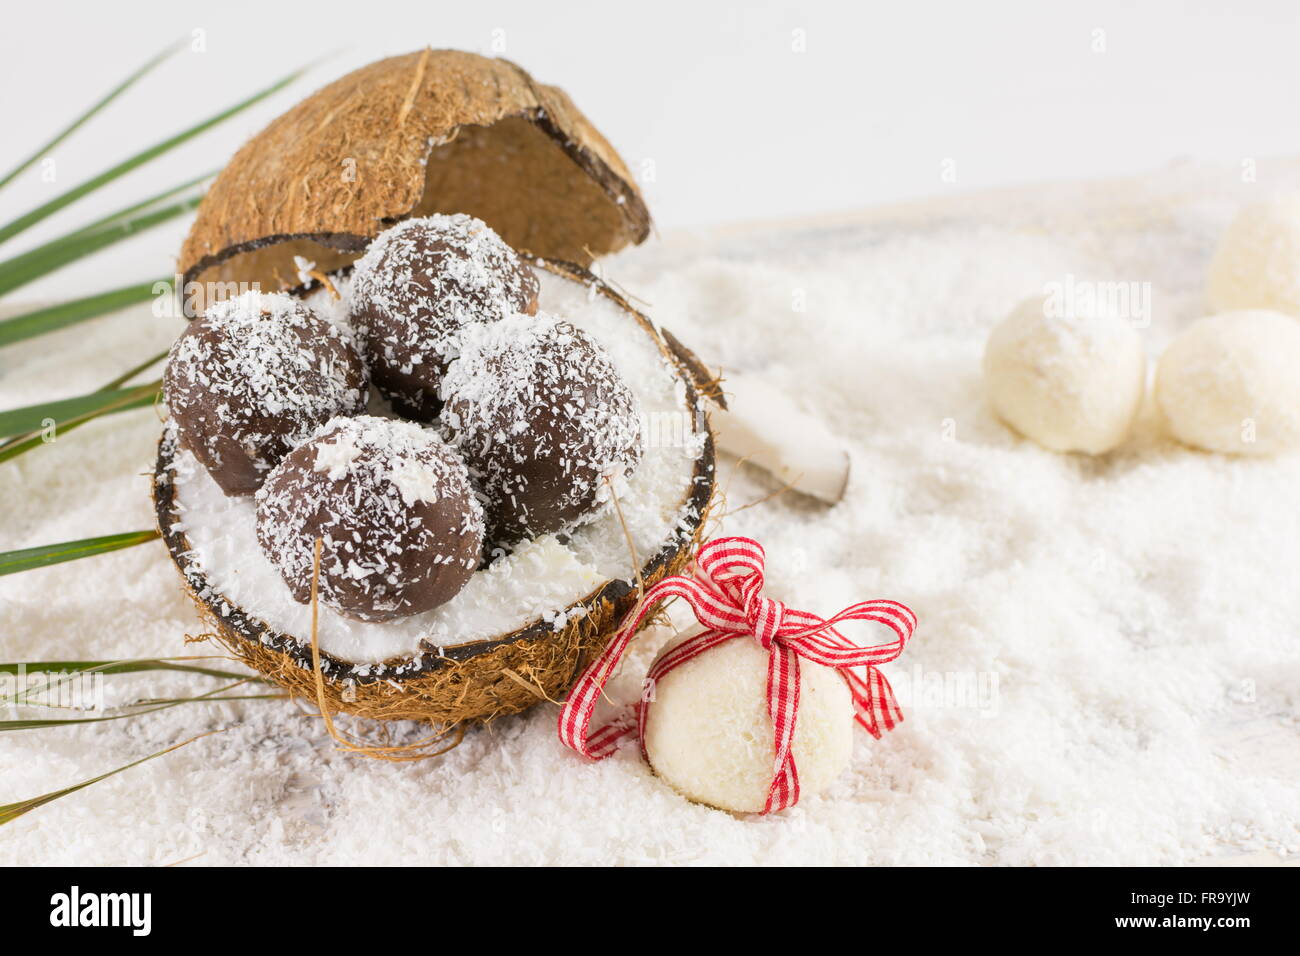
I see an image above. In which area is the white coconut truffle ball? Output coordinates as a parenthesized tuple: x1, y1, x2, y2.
(642, 631, 854, 813)
(1207, 194, 1300, 317)
(1154, 310, 1300, 456)
(983, 295, 1146, 454)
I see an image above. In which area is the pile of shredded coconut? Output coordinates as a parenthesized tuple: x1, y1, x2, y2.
(2, 161, 1299, 865)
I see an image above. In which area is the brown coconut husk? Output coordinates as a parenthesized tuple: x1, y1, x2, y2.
(154, 261, 716, 730)
(180, 48, 650, 296)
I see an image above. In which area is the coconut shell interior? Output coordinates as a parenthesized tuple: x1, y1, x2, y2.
(181, 49, 650, 295)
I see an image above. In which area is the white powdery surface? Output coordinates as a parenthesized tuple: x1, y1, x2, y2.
(2, 161, 1300, 865)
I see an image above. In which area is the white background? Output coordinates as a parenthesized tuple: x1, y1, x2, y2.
(2, 0, 1299, 298)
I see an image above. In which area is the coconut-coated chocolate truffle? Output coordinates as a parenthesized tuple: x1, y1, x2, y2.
(164, 291, 367, 496)
(440, 313, 643, 543)
(255, 416, 484, 622)
(349, 213, 540, 420)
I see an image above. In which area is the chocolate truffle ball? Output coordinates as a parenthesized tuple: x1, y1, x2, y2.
(255, 416, 484, 622)
(440, 313, 643, 543)
(349, 213, 540, 420)
(164, 291, 367, 496)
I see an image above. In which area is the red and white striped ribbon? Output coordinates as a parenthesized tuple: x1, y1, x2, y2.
(557, 536, 917, 813)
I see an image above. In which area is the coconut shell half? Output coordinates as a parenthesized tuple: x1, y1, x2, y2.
(180, 49, 650, 295)
(154, 261, 716, 727)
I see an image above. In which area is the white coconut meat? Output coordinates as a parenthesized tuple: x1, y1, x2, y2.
(165, 267, 708, 665)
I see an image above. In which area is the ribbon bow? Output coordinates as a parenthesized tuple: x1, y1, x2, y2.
(558, 536, 917, 813)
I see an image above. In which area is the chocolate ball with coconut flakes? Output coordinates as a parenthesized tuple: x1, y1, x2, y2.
(440, 313, 643, 543)
(349, 213, 540, 420)
(255, 415, 484, 622)
(164, 291, 367, 497)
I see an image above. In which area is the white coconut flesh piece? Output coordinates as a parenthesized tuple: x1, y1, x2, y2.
(159, 266, 710, 670)
(709, 371, 851, 504)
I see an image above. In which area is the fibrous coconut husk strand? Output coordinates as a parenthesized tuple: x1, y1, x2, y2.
(306, 536, 466, 762)
(605, 475, 644, 597)
(721, 459, 804, 516)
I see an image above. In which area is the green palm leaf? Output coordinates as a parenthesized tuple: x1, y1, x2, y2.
(2, 658, 258, 710)
(0, 732, 216, 825)
(0, 199, 200, 297)
(59, 170, 215, 241)
(1, 680, 282, 732)
(0, 173, 212, 297)
(99, 349, 169, 390)
(0, 40, 183, 191)
(0, 530, 160, 577)
(0, 353, 166, 463)
(0, 280, 166, 348)
(0, 62, 310, 247)
(0, 657, 251, 681)
(0, 379, 160, 441)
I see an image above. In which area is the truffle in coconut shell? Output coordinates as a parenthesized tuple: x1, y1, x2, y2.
(440, 312, 643, 543)
(255, 415, 485, 622)
(349, 214, 539, 420)
(642, 629, 855, 814)
(163, 291, 367, 496)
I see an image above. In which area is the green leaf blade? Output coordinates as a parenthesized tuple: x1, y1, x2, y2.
(0, 657, 252, 680)
(0, 40, 183, 191)
(0, 354, 167, 464)
(0, 198, 199, 298)
(0, 530, 160, 577)
(0, 379, 160, 440)
(0, 697, 278, 732)
(1, 681, 282, 733)
(0, 732, 215, 826)
(0, 63, 310, 247)
(0, 280, 165, 348)
(59, 171, 215, 242)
